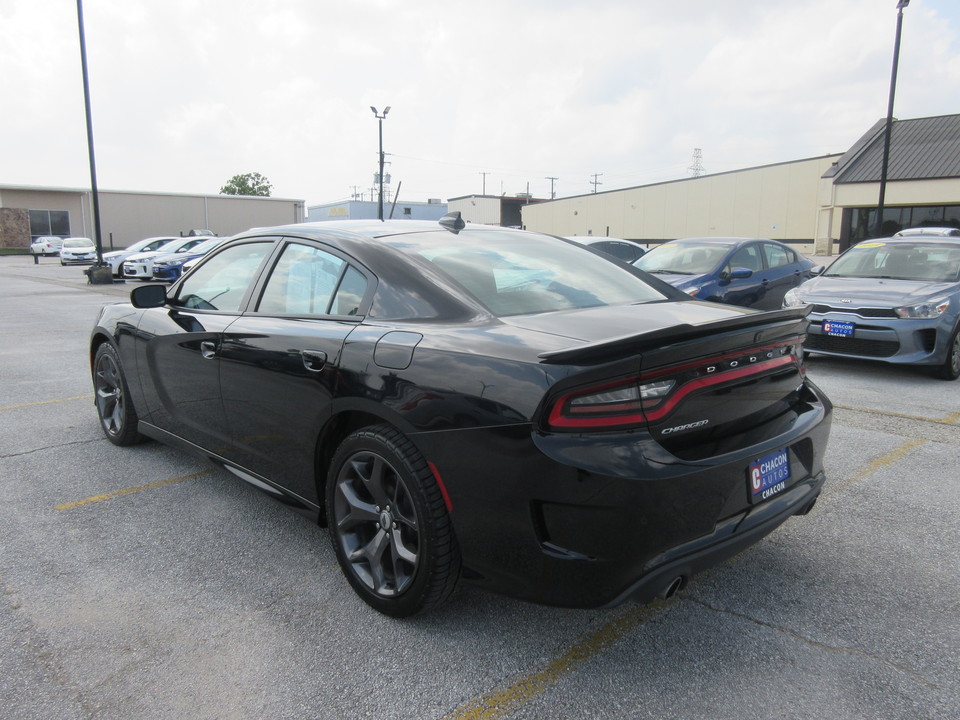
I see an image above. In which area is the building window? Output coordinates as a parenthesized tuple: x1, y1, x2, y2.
(846, 205, 960, 241)
(29, 209, 70, 239)
(403, 207, 412, 216)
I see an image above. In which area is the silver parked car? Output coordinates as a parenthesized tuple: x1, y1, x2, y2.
(784, 234, 960, 379)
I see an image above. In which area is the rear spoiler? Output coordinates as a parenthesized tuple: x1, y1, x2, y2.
(538, 306, 811, 365)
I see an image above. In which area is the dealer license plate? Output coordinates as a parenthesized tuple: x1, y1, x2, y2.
(748, 448, 791, 504)
(823, 320, 854, 337)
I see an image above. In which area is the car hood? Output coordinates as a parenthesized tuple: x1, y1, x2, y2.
(797, 275, 959, 306)
(125, 250, 166, 261)
(151, 252, 191, 264)
(499, 299, 754, 344)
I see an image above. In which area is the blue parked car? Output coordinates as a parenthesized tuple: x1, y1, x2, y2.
(633, 237, 821, 310)
(151, 237, 225, 282)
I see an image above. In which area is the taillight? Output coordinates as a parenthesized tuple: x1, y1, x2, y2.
(546, 341, 801, 431)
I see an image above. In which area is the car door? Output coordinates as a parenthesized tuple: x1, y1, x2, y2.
(217, 239, 371, 505)
(720, 243, 766, 307)
(760, 242, 804, 309)
(134, 240, 275, 451)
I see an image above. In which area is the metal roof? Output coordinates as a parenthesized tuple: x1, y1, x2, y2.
(825, 114, 960, 184)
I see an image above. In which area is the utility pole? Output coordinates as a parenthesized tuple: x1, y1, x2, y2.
(370, 106, 390, 221)
(479, 171, 489, 195)
(876, 0, 910, 237)
(545, 176, 558, 200)
(590, 173, 603, 194)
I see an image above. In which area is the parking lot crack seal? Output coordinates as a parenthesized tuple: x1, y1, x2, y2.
(688, 597, 943, 691)
(1, 437, 104, 460)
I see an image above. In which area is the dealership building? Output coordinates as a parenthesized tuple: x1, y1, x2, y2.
(0, 186, 305, 251)
(519, 113, 960, 255)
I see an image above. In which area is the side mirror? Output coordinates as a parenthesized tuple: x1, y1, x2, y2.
(810, 264, 826, 275)
(730, 267, 753, 279)
(131, 284, 167, 308)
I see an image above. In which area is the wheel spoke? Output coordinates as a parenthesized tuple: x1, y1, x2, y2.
(355, 456, 390, 508)
(335, 481, 379, 531)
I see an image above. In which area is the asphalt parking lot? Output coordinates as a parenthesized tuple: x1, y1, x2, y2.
(1, 255, 958, 720)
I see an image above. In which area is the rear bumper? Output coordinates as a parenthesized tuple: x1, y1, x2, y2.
(413, 382, 832, 608)
(605, 473, 824, 606)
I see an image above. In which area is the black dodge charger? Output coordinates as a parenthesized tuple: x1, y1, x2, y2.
(90, 216, 832, 616)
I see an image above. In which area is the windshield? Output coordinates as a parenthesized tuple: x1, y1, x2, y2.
(633, 242, 731, 275)
(825, 241, 960, 283)
(192, 238, 222, 254)
(63, 238, 93, 248)
(384, 230, 670, 316)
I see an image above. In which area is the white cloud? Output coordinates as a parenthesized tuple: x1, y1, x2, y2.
(1, 0, 957, 204)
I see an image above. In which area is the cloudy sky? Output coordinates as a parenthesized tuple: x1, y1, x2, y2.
(2, 0, 958, 206)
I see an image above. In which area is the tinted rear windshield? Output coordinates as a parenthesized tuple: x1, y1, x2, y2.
(826, 241, 960, 283)
(383, 230, 670, 316)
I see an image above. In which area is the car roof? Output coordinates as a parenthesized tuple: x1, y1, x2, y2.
(893, 227, 960, 237)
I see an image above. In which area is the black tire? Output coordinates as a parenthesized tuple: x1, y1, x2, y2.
(93, 343, 145, 446)
(326, 425, 460, 617)
(936, 326, 960, 380)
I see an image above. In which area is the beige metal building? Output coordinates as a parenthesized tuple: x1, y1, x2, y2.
(521, 114, 960, 255)
(0, 185, 305, 251)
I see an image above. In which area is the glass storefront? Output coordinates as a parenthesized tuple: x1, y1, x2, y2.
(845, 204, 960, 242)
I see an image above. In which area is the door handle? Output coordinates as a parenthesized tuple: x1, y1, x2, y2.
(200, 341, 217, 359)
(301, 349, 328, 372)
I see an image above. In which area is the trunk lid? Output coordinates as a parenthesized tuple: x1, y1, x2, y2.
(538, 304, 810, 459)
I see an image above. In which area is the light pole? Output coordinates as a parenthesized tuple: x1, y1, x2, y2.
(876, 0, 909, 238)
(370, 106, 390, 221)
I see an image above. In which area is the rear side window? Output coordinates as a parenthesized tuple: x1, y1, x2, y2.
(763, 243, 793, 268)
(256, 243, 368, 316)
(174, 242, 272, 312)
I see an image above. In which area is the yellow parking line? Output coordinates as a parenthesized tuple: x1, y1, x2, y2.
(441, 602, 665, 720)
(55, 470, 213, 511)
(842, 438, 927, 489)
(0, 394, 93, 412)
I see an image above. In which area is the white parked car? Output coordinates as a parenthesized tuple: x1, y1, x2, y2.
(30, 236, 63, 255)
(103, 236, 180, 277)
(59, 237, 97, 265)
(121, 237, 208, 280)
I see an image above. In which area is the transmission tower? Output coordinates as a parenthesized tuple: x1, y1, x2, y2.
(688, 148, 705, 177)
(590, 173, 603, 193)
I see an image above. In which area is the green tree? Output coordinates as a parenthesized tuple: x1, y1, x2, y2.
(219, 172, 273, 197)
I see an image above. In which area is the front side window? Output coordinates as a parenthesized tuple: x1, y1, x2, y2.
(174, 242, 272, 312)
(728, 245, 763, 272)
